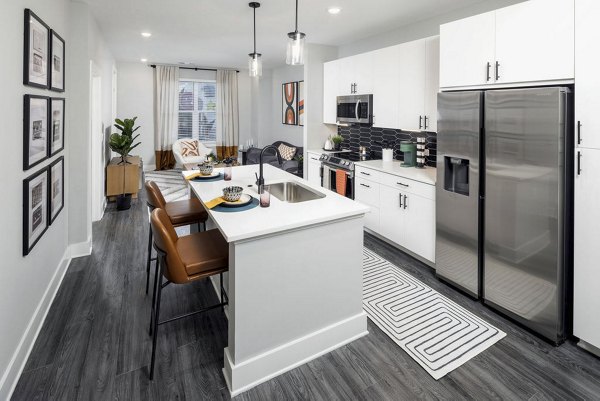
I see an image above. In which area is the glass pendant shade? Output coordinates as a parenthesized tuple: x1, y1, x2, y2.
(248, 53, 262, 77)
(286, 31, 305, 65)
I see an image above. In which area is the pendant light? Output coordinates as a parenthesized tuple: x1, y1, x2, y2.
(248, 2, 262, 77)
(286, 0, 305, 65)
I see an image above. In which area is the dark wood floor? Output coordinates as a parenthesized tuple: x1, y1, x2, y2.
(11, 192, 600, 401)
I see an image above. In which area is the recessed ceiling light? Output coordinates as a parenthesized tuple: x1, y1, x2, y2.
(141, 32, 152, 38)
(328, 7, 341, 15)
(140, 58, 148, 63)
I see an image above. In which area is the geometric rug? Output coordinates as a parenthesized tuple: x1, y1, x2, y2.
(143, 169, 188, 202)
(362, 248, 506, 380)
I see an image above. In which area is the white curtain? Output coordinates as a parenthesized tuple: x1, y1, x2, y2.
(216, 69, 239, 159)
(153, 65, 180, 169)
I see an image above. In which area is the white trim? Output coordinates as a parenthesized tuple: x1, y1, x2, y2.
(70, 236, 93, 258)
(440, 78, 574, 92)
(223, 312, 368, 396)
(0, 247, 72, 401)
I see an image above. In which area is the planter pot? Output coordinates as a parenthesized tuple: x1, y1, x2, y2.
(116, 194, 133, 211)
(333, 143, 341, 151)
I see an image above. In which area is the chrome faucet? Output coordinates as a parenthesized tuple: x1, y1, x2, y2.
(255, 145, 283, 189)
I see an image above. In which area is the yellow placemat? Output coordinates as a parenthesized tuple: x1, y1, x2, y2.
(205, 197, 227, 209)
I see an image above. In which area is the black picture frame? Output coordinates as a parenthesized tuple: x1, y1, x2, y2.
(49, 30, 65, 92)
(24, 94, 50, 170)
(49, 97, 65, 156)
(23, 9, 50, 89)
(23, 167, 49, 256)
(48, 156, 64, 224)
(297, 80, 304, 127)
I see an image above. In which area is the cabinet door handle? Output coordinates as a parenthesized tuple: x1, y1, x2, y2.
(419, 115, 423, 130)
(403, 195, 408, 210)
(311, 157, 319, 161)
(360, 183, 370, 188)
(397, 182, 409, 187)
(399, 193, 403, 208)
(577, 151, 582, 175)
(495, 61, 500, 81)
(360, 171, 370, 176)
(577, 121, 582, 145)
(486, 62, 491, 82)
(424, 116, 429, 130)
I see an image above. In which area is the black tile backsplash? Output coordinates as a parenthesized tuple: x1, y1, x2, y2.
(337, 126, 437, 167)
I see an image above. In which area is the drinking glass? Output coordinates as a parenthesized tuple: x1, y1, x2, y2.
(224, 165, 232, 181)
(259, 185, 271, 208)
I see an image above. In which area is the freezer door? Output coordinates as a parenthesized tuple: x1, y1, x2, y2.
(484, 87, 567, 343)
(436, 91, 483, 297)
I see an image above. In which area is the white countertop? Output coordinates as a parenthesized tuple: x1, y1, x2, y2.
(354, 160, 437, 185)
(307, 148, 351, 155)
(184, 164, 369, 243)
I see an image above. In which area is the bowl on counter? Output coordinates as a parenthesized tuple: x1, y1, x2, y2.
(222, 186, 244, 202)
(198, 162, 214, 176)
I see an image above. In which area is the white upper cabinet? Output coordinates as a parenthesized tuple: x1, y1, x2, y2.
(440, 11, 496, 88)
(323, 61, 338, 124)
(424, 36, 440, 132)
(495, 0, 574, 84)
(440, 0, 575, 89)
(371, 46, 400, 129)
(575, 0, 600, 149)
(397, 40, 426, 131)
(352, 53, 373, 95)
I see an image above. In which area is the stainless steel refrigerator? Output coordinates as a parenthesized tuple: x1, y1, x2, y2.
(436, 87, 572, 344)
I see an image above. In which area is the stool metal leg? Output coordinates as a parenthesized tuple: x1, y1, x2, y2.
(220, 272, 224, 312)
(149, 255, 160, 337)
(149, 258, 164, 380)
(145, 224, 153, 294)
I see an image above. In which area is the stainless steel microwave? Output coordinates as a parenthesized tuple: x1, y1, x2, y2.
(336, 94, 373, 125)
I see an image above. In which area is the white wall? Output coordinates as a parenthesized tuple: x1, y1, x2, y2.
(0, 1, 114, 398)
(338, 0, 525, 57)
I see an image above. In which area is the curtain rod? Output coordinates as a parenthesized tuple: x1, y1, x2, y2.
(149, 64, 239, 73)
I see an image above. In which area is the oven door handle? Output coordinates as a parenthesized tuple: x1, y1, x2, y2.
(355, 100, 361, 121)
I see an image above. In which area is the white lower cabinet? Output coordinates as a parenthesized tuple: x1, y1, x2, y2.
(307, 152, 322, 187)
(355, 166, 436, 263)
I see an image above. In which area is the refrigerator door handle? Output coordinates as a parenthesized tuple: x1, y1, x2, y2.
(577, 151, 582, 175)
(577, 121, 582, 145)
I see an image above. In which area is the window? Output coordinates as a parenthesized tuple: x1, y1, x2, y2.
(178, 80, 217, 143)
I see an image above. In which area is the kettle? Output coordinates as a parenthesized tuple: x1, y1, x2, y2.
(324, 137, 333, 151)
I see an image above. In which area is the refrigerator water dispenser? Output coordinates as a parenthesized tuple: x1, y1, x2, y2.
(444, 157, 469, 196)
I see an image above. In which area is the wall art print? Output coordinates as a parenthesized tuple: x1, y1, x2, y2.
(297, 80, 304, 127)
(282, 81, 297, 125)
(23, 167, 49, 255)
(24, 9, 50, 89)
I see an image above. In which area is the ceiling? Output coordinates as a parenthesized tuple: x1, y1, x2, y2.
(85, 0, 488, 69)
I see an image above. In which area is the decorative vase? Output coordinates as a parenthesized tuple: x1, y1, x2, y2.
(334, 143, 341, 151)
(116, 194, 132, 210)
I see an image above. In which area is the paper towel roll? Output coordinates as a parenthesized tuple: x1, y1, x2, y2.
(382, 148, 393, 162)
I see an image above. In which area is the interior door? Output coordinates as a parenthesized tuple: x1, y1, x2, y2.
(397, 39, 426, 131)
(91, 73, 104, 222)
(495, 0, 574, 84)
(439, 11, 495, 88)
(573, 148, 600, 348)
(371, 45, 400, 129)
(575, 0, 600, 149)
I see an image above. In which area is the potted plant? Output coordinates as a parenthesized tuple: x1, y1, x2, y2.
(109, 117, 141, 210)
(332, 134, 344, 151)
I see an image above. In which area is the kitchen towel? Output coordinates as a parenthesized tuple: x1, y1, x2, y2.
(336, 169, 347, 196)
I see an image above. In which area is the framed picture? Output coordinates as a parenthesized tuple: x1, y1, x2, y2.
(282, 82, 297, 125)
(49, 30, 65, 92)
(50, 98, 65, 156)
(24, 95, 49, 170)
(48, 156, 64, 224)
(23, 167, 49, 255)
(23, 9, 50, 89)
(297, 80, 304, 127)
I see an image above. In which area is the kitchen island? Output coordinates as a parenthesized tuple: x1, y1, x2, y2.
(184, 164, 369, 396)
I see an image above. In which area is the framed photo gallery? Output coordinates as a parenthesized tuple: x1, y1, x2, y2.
(23, 9, 66, 255)
(281, 80, 304, 126)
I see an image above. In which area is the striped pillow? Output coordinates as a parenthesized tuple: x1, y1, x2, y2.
(278, 143, 297, 161)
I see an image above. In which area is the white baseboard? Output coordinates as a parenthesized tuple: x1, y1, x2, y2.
(223, 312, 368, 397)
(0, 247, 73, 401)
(69, 236, 93, 258)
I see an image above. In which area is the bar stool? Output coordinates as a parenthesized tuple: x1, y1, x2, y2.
(148, 208, 228, 380)
(144, 181, 208, 294)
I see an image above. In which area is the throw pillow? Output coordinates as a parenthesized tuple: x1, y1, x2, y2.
(180, 140, 199, 157)
(278, 143, 297, 161)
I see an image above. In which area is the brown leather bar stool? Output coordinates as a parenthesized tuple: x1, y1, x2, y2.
(148, 208, 228, 380)
(144, 181, 208, 294)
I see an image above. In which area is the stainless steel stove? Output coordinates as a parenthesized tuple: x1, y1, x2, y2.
(319, 152, 375, 199)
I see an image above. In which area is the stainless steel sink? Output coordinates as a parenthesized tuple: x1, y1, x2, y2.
(268, 181, 325, 203)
